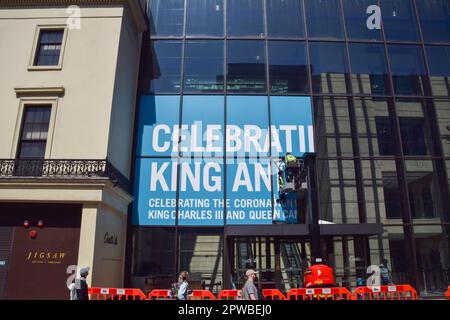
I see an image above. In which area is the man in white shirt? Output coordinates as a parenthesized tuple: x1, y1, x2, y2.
(177, 271, 190, 300)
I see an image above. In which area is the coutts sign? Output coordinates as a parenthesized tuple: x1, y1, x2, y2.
(104, 232, 118, 245)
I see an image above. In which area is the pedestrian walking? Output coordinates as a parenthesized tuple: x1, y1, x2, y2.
(379, 259, 393, 285)
(173, 271, 190, 300)
(74, 266, 90, 300)
(242, 269, 259, 300)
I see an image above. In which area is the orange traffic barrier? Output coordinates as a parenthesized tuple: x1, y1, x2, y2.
(218, 290, 241, 300)
(262, 289, 285, 300)
(352, 285, 418, 300)
(189, 290, 217, 300)
(287, 287, 352, 300)
(89, 287, 147, 300)
(148, 289, 172, 300)
(445, 286, 450, 299)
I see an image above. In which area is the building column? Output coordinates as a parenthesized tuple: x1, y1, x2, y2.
(77, 204, 98, 288)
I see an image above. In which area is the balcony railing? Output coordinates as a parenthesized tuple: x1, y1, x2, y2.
(0, 159, 130, 192)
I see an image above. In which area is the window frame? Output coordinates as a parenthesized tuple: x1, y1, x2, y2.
(183, 40, 225, 93)
(28, 25, 68, 71)
(186, 0, 225, 37)
(11, 99, 58, 159)
(268, 40, 309, 94)
(16, 105, 51, 159)
(226, 40, 267, 93)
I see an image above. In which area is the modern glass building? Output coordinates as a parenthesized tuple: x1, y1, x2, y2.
(129, 0, 450, 296)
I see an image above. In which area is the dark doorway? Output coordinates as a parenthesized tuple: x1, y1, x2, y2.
(231, 237, 310, 292)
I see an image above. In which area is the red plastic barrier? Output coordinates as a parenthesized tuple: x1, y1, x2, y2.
(445, 286, 450, 299)
(352, 285, 418, 300)
(287, 287, 352, 300)
(89, 287, 147, 300)
(218, 290, 241, 300)
(262, 289, 285, 300)
(148, 289, 172, 300)
(190, 290, 217, 300)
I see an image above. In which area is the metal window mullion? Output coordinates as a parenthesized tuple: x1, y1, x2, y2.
(411, 0, 450, 261)
(262, 0, 275, 225)
(223, 0, 229, 290)
(339, 0, 367, 224)
(174, 0, 189, 276)
(302, 0, 320, 231)
(378, 0, 420, 289)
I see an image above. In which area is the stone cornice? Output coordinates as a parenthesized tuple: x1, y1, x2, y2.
(0, 0, 132, 6)
(0, 0, 148, 32)
(15, 86, 65, 97)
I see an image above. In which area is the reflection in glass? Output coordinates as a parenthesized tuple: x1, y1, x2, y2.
(343, 0, 382, 41)
(416, 0, 450, 43)
(426, 46, 450, 96)
(309, 42, 348, 94)
(373, 100, 433, 156)
(186, 0, 224, 36)
(388, 235, 410, 281)
(388, 45, 426, 96)
(304, 0, 344, 39)
(314, 98, 353, 157)
(268, 41, 308, 94)
(414, 231, 450, 293)
(349, 44, 389, 95)
(184, 41, 224, 93)
(149, 0, 185, 37)
(318, 160, 358, 224)
(227, 40, 266, 93)
(132, 228, 175, 289)
(361, 160, 398, 223)
(179, 231, 223, 292)
(396, 100, 433, 156)
(375, 116, 429, 156)
(381, 0, 419, 41)
(354, 99, 393, 156)
(374, 117, 396, 156)
(434, 100, 450, 157)
(405, 160, 443, 219)
(266, 0, 304, 38)
(148, 41, 182, 94)
(227, 0, 265, 37)
(383, 171, 402, 219)
(385, 120, 427, 156)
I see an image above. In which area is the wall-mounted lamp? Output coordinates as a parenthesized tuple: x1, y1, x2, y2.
(29, 230, 37, 239)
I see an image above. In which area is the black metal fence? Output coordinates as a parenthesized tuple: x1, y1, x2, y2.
(392, 269, 449, 294)
(0, 159, 130, 192)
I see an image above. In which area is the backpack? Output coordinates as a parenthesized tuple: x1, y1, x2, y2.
(170, 282, 180, 300)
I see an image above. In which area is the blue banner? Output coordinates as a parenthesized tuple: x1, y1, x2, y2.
(133, 95, 313, 226)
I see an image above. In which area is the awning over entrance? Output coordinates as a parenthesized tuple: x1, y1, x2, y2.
(225, 223, 384, 237)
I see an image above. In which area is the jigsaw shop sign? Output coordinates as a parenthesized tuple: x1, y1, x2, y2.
(133, 96, 313, 226)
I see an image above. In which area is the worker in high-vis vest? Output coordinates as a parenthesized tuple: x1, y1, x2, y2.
(284, 152, 298, 183)
(285, 153, 297, 166)
(278, 152, 297, 195)
(278, 169, 285, 190)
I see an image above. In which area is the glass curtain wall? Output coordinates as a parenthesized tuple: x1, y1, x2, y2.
(135, 0, 450, 295)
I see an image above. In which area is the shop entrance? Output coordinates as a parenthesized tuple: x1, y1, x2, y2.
(230, 237, 312, 291)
